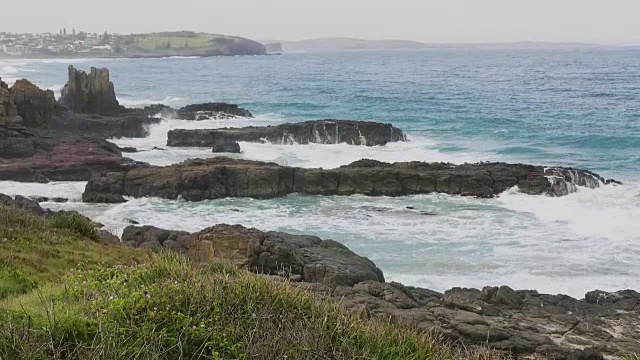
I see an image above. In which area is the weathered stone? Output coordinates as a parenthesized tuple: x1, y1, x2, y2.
(139, 241, 163, 252)
(0, 78, 21, 127)
(60, 65, 122, 116)
(83, 157, 612, 203)
(176, 103, 253, 119)
(98, 229, 120, 245)
(10, 79, 58, 127)
(167, 120, 406, 147)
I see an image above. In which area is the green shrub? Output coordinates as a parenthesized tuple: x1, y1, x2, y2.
(0, 261, 36, 299)
(49, 213, 99, 241)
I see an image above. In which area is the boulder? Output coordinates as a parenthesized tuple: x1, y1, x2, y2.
(60, 65, 122, 116)
(167, 120, 407, 147)
(10, 79, 58, 127)
(82, 157, 614, 203)
(212, 141, 241, 153)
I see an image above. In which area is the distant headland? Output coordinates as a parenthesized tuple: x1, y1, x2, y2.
(0, 30, 267, 59)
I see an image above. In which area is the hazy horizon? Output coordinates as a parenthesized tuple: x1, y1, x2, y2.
(3, 0, 640, 46)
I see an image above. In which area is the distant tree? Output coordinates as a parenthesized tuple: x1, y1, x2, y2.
(72, 28, 76, 36)
(113, 42, 122, 53)
(78, 31, 87, 40)
(63, 28, 67, 36)
(167, 41, 172, 49)
(103, 31, 110, 41)
(184, 40, 189, 48)
(59, 29, 62, 37)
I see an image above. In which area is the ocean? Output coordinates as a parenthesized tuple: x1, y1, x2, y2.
(1, 48, 639, 297)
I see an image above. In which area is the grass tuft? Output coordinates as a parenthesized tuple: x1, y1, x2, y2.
(49, 212, 99, 241)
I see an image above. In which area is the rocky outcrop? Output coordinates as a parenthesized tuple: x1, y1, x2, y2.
(10, 79, 58, 127)
(60, 65, 122, 116)
(0, 123, 144, 182)
(82, 157, 612, 203)
(176, 103, 253, 120)
(54, 108, 162, 138)
(167, 120, 407, 147)
(120, 224, 385, 288)
(103, 222, 640, 359)
(0, 78, 20, 126)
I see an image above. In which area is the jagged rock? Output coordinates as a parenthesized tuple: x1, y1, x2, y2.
(60, 65, 122, 116)
(193, 224, 384, 287)
(0, 78, 21, 126)
(82, 157, 614, 203)
(96, 220, 639, 359)
(212, 141, 241, 153)
(167, 120, 407, 147)
(10, 79, 58, 127)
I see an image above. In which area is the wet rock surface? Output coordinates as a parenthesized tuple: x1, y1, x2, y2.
(109, 222, 640, 359)
(0, 123, 143, 182)
(82, 157, 612, 203)
(167, 120, 407, 147)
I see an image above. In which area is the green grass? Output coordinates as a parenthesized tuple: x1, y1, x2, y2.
(131, 33, 222, 50)
(0, 206, 500, 359)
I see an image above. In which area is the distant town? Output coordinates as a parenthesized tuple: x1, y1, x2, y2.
(0, 29, 122, 56)
(0, 30, 270, 58)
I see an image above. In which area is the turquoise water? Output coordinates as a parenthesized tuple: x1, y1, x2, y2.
(1, 49, 639, 296)
(4, 48, 639, 178)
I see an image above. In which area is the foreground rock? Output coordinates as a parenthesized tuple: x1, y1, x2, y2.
(60, 65, 123, 116)
(119, 223, 640, 359)
(82, 157, 613, 203)
(167, 120, 407, 147)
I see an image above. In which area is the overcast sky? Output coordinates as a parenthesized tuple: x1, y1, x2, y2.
(3, 0, 640, 45)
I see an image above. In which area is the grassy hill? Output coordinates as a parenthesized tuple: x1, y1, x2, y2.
(122, 31, 267, 57)
(0, 205, 491, 359)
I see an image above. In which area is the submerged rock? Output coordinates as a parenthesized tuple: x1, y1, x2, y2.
(82, 157, 613, 203)
(212, 141, 241, 153)
(167, 120, 407, 147)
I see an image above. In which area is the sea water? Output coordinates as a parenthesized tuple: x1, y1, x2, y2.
(1, 48, 639, 297)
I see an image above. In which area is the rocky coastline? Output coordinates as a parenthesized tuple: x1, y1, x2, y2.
(167, 120, 407, 147)
(1, 65, 635, 359)
(82, 157, 611, 203)
(2, 195, 638, 359)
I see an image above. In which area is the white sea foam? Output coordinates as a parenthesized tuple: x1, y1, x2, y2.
(0, 112, 637, 298)
(118, 96, 186, 108)
(30, 183, 639, 298)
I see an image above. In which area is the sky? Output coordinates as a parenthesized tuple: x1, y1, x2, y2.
(3, 0, 640, 45)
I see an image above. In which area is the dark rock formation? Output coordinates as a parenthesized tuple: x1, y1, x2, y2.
(105, 222, 640, 359)
(54, 108, 161, 138)
(60, 65, 122, 116)
(167, 120, 407, 147)
(10, 79, 58, 127)
(176, 103, 253, 120)
(121, 224, 385, 288)
(0, 78, 20, 126)
(212, 141, 241, 153)
(0, 123, 144, 182)
(82, 157, 612, 203)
